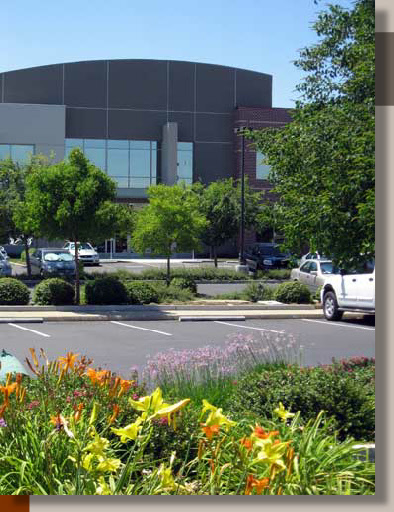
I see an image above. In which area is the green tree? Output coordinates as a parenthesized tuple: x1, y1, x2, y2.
(23, 148, 118, 303)
(0, 155, 49, 277)
(193, 178, 262, 266)
(132, 184, 206, 285)
(247, 0, 374, 267)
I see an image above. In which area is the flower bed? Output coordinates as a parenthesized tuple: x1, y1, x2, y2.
(0, 344, 375, 495)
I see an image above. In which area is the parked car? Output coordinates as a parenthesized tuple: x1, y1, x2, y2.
(321, 260, 375, 321)
(0, 253, 12, 276)
(30, 249, 76, 278)
(0, 246, 8, 259)
(299, 251, 329, 265)
(291, 259, 339, 293)
(63, 242, 100, 266)
(245, 243, 290, 271)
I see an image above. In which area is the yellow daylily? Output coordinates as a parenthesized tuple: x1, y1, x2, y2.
(84, 432, 110, 456)
(201, 400, 236, 430)
(96, 457, 121, 473)
(274, 402, 295, 422)
(82, 453, 95, 472)
(111, 416, 143, 443)
(129, 387, 190, 426)
(89, 402, 101, 426)
(156, 464, 177, 491)
(253, 437, 289, 472)
(95, 476, 112, 495)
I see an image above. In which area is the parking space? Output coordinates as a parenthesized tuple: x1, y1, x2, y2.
(1, 317, 375, 380)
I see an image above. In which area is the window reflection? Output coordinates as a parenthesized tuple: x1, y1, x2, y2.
(256, 151, 270, 180)
(0, 144, 34, 164)
(64, 138, 158, 189)
(177, 142, 193, 184)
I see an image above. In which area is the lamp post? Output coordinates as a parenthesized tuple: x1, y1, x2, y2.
(234, 127, 248, 272)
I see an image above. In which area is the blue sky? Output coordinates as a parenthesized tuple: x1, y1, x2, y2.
(2, 0, 354, 107)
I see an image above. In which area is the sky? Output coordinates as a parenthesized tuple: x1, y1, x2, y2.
(1, 0, 354, 108)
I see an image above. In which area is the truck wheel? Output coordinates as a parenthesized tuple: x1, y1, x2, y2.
(323, 291, 343, 321)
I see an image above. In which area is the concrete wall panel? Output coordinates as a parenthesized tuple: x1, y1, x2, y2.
(196, 64, 235, 113)
(64, 61, 107, 108)
(108, 109, 167, 140)
(66, 108, 106, 139)
(194, 142, 233, 184)
(168, 61, 195, 112)
(3, 65, 62, 105)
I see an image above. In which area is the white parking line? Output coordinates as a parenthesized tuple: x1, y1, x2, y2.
(302, 319, 375, 331)
(214, 321, 284, 333)
(7, 323, 51, 337)
(110, 321, 172, 336)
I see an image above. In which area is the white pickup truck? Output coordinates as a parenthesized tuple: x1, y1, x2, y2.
(321, 261, 375, 321)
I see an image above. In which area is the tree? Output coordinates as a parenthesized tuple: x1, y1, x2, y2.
(247, 0, 374, 267)
(132, 184, 206, 285)
(192, 178, 262, 266)
(0, 156, 49, 277)
(23, 148, 118, 303)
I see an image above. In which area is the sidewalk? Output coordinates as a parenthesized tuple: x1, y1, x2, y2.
(0, 303, 326, 322)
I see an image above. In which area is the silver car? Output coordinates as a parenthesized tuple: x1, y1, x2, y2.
(290, 260, 339, 293)
(0, 253, 12, 276)
(30, 248, 76, 278)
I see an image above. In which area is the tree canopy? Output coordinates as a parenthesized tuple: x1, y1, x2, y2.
(23, 148, 119, 302)
(247, 0, 374, 267)
(132, 184, 206, 283)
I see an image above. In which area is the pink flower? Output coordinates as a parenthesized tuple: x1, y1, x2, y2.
(27, 400, 40, 410)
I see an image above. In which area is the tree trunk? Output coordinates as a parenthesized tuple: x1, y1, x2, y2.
(166, 255, 171, 287)
(24, 237, 32, 278)
(213, 246, 218, 268)
(74, 238, 80, 304)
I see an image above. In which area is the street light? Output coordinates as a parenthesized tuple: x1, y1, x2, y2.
(234, 127, 247, 269)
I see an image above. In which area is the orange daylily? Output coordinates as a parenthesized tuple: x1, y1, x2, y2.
(240, 437, 254, 451)
(58, 352, 80, 373)
(50, 413, 74, 438)
(29, 348, 39, 367)
(109, 404, 120, 425)
(201, 423, 220, 440)
(0, 404, 6, 417)
(109, 377, 121, 398)
(0, 383, 17, 407)
(85, 368, 111, 386)
(73, 403, 84, 422)
(118, 379, 134, 397)
(252, 425, 279, 440)
(245, 475, 270, 495)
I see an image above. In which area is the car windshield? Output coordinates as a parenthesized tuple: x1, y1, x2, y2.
(69, 243, 93, 250)
(44, 252, 74, 262)
(320, 262, 340, 274)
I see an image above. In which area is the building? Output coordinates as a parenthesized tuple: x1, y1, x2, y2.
(0, 59, 292, 254)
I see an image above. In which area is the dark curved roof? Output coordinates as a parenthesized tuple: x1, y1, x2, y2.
(0, 59, 272, 112)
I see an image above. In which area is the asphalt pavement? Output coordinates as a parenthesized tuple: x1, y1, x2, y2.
(0, 317, 375, 380)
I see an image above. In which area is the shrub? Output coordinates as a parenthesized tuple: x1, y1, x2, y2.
(0, 278, 30, 305)
(124, 281, 159, 304)
(85, 276, 128, 305)
(273, 281, 311, 304)
(257, 269, 291, 280)
(242, 282, 274, 302)
(170, 276, 197, 294)
(32, 278, 75, 305)
(230, 363, 375, 441)
(314, 285, 323, 302)
(154, 283, 194, 303)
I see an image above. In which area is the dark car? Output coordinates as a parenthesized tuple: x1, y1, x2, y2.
(30, 248, 76, 278)
(245, 243, 290, 271)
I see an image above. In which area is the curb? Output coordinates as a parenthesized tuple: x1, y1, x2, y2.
(179, 316, 246, 322)
(0, 311, 325, 322)
(0, 318, 44, 324)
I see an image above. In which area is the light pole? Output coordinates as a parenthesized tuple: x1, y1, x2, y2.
(234, 127, 248, 272)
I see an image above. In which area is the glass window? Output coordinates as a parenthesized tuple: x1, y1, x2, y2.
(177, 152, 193, 179)
(108, 140, 129, 149)
(130, 150, 150, 177)
(178, 142, 193, 151)
(151, 149, 157, 178)
(0, 145, 11, 160)
(84, 147, 106, 171)
(130, 140, 150, 149)
(107, 149, 129, 177)
(309, 261, 318, 272)
(300, 262, 310, 273)
(113, 177, 129, 188)
(256, 151, 271, 180)
(84, 139, 106, 149)
(10, 145, 34, 164)
(130, 177, 152, 188)
(65, 139, 83, 148)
